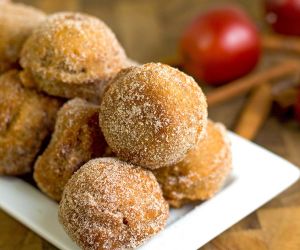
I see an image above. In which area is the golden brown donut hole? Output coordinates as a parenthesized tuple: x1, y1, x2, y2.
(99, 63, 208, 169)
(59, 158, 169, 250)
(153, 120, 232, 207)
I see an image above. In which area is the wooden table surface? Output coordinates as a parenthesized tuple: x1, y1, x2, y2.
(2, 0, 300, 249)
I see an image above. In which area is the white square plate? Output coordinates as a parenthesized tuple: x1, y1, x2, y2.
(0, 132, 299, 250)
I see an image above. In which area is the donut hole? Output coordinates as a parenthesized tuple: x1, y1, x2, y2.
(58, 158, 169, 249)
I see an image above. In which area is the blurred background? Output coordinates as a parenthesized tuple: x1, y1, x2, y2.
(2, 0, 300, 249)
(17, 0, 264, 63)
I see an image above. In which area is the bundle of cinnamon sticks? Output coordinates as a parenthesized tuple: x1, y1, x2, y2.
(207, 57, 300, 140)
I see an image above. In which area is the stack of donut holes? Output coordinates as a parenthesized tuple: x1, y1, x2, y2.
(0, 2, 232, 250)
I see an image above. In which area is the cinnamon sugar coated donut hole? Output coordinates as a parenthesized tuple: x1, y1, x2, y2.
(59, 158, 169, 250)
(0, 70, 61, 175)
(153, 120, 232, 207)
(34, 98, 108, 201)
(20, 12, 128, 103)
(0, 2, 46, 73)
(99, 63, 207, 169)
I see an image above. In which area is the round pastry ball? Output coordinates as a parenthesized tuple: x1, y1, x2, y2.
(153, 120, 232, 207)
(34, 98, 108, 201)
(100, 63, 207, 169)
(0, 70, 61, 175)
(0, 2, 46, 73)
(20, 12, 128, 103)
(59, 158, 169, 250)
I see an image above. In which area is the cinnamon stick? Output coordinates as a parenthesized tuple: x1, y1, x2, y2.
(263, 34, 300, 54)
(234, 83, 272, 140)
(206, 60, 300, 106)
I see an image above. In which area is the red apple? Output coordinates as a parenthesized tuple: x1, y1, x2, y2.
(180, 6, 261, 85)
(265, 0, 300, 36)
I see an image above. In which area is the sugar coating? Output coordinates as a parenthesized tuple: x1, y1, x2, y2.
(0, 2, 46, 73)
(20, 12, 128, 103)
(59, 157, 169, 250)
(100, 63, 208, 169)
(0, 70, 61, 175)
(153, 120, 232, 207)
(34, 98, 108, 201)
